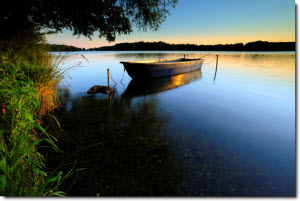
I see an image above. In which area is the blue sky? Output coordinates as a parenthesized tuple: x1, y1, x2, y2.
(46, 0, 295, 48)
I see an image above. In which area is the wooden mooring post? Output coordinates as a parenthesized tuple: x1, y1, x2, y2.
(214, 55, 219, 82)
(86, 68, 113, 95)
(107, 68, 110, 87)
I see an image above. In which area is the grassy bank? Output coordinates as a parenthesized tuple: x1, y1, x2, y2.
(0, 48, 72, 196)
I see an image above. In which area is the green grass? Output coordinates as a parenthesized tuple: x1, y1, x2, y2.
(5, 52, 74, 115)
(0, 50, 73, 196)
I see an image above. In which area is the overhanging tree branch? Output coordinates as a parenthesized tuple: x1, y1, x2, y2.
(0, 0, 178, 42)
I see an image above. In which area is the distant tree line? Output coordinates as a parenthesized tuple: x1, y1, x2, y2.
(48, 40, 295, 52)
(88, 40, 295, 51)
(48, 44, 87, 52)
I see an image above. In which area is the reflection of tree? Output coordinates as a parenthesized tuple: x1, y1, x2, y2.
(49, 94, 181, 196)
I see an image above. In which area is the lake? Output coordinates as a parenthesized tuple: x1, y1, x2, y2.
(49, 51, 295, 196)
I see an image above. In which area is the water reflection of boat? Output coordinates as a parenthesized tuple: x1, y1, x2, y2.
(122, 70, 202, 98)
(120, 58, 203, 79)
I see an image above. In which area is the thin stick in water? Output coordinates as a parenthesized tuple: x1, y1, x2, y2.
(214, 55, 219, 82)
(107, 68, 110, 87)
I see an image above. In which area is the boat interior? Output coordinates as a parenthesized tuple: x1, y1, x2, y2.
(121, 58, 203, 64)
(154, 58, 202, 63)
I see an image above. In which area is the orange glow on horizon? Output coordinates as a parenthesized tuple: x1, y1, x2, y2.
(47, 36, 295, 49)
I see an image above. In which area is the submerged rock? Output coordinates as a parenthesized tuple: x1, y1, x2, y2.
(87, 85, 112, 94)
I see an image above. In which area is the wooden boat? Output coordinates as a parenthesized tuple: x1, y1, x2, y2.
(122, 70, 202, 98)
(120, 58, 204, 79)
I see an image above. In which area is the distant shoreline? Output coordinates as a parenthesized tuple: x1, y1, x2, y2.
(48, 40, 295, 52)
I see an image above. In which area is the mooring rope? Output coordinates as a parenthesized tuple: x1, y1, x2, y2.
(109, 71, 118, 84)
(199, 53, 211, 59)
(119, 68, 126, 83)
(120, 81, 126, 91)
(203, 55, 217, 64)
(108, 68, 127, 86)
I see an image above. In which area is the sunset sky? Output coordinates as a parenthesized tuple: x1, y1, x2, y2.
(46, 0, 295, 49)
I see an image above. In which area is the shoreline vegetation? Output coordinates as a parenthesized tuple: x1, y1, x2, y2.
(49, 40, 295, 52)
(0, 41, 74, 196)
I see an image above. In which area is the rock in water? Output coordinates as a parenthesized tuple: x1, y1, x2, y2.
(87, 85, 113, 94)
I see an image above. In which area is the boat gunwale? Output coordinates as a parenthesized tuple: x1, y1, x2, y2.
(120, 58, 204, 65)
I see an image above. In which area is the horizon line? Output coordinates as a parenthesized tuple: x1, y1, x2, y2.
(48, 40, 296, 49)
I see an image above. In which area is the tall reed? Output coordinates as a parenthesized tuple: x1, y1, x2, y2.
(10, 52, 74, 115)
(0, 52, 76, 196)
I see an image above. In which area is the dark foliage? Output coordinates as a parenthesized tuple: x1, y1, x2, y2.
(244, 41, 295, 51)
(48, 44, 86, 52)
(88, 40, 295, 51)
(1, 0, 177, 42)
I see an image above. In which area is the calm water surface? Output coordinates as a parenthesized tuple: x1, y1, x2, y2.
(51, 51, 295, 196)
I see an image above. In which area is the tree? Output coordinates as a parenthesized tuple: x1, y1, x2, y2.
(0, 0, 177, 43)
